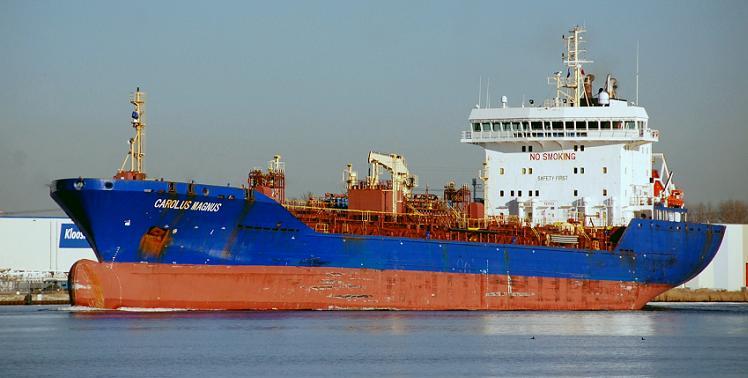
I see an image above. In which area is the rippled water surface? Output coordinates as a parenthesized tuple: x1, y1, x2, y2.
(1, 303, 747, 377)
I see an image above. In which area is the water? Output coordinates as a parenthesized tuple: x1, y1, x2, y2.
(1, 303, 747, 377)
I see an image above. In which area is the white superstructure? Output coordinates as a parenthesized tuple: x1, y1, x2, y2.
(462, 26, 676, 227)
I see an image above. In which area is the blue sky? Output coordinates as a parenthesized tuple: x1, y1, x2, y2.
(1, 0, 746, 213)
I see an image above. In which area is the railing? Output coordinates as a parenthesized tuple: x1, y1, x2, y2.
(629, 196, 654, 207)
(653, 205, 688, 222)
(461, 129, 659, 141)
(0, 279, 67, 293)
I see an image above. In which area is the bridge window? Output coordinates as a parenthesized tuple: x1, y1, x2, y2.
(482, 122, 491, 131)
(575, 121, 586, 130)
(472, 123, 480, 131)
(589, 121, 599, 130)
(601, 121, 611, 129)
(492, 122, 500, 131)
(625, 121, 635, 130)
(531, 121, 543, 130)
(552, 121, 563, 130)
(565, 121, 573, 130)
(522, 121, 530, 131)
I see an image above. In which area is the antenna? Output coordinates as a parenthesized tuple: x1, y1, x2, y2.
(477, 76, 482, 108)
(635, 40, 640, 105)
(485, 78, 490, 109)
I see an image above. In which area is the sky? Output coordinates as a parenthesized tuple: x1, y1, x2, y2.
(1, 0, 747, 214)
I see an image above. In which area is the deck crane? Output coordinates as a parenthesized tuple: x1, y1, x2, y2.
(367, 151, 418, 214)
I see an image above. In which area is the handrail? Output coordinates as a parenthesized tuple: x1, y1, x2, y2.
(461, 129, 659, 141)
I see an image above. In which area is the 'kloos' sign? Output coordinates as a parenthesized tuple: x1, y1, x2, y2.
(59, 224, 91, 248)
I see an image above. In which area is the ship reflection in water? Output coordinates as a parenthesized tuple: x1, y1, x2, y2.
(479, 311, 657, 337)
(2, 304, 747, 377)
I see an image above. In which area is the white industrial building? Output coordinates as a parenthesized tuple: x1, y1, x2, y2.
(684, 224, 748, 291)
(0, 217, 96, 273)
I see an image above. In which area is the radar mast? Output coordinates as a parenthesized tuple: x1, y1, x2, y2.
(551, 26, 593, 107)
(115, 88, 147, 180)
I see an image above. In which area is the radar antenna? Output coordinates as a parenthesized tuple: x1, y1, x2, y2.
(636, 40, 640, 105)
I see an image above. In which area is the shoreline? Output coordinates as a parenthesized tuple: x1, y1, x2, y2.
(0, 292, 70, 305)
(652, 288, 748, 302)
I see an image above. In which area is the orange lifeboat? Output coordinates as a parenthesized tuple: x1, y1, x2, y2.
(666, 189, 684, 208)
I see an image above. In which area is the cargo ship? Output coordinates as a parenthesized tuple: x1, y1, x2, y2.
(52, 26, 724, 310)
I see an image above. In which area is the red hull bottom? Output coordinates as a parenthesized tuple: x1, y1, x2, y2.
(69, 260, 672, 310)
